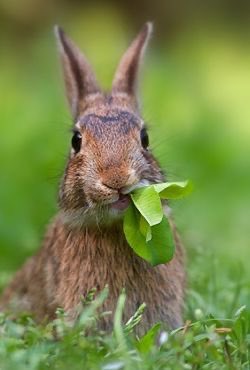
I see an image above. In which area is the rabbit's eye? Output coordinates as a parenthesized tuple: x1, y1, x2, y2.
(140, 128, 149, 149)
(71, 131, 82, 153)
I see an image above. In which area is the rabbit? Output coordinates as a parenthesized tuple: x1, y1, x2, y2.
(0, 22, 185, 334)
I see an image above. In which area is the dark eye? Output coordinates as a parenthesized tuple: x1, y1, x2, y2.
(71, 131, 82, 153)
(140, 128, 149, 149)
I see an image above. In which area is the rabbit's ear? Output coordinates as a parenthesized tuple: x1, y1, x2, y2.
(54, 26, 100, 119)
(112, 22, 153, 104)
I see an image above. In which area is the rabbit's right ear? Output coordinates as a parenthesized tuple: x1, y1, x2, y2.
(54, 26, 100, 120)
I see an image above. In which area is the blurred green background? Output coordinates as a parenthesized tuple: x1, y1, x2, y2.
(0, 0, 250, 317)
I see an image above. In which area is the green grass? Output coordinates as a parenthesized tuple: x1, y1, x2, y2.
(0, 290, 249, 369)
(0, 19, 250, 369)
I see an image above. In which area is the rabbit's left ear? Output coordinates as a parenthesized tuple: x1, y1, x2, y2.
(112, 22, 153, 105)
(54, 26, 100, 120)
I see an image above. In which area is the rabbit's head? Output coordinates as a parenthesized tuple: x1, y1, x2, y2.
(55, 23, 164, 227)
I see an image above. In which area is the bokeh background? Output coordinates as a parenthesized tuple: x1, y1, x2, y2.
(0, 0, 250, 318)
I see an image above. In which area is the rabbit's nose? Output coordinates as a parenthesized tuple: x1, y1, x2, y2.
(101, 178, 128, 192)
(101, 168, 138, 192)
(100, 167, 127, 191)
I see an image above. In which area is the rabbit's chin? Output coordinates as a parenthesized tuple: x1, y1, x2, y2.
(59, 201, 129, 229)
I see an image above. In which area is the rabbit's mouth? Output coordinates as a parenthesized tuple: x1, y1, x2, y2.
(108, 179, 150, 212)
(110, 194, 130, 211)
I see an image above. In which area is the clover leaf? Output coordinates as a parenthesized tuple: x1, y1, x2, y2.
(131, 186, 163, 226)
(153, 180, 192, 199)
(123, 180, 191, 266)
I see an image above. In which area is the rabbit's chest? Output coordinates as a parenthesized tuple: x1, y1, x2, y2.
(55, 231, 168, 313)
(50, 224, 184, 332)
(57, 254, 169, 332)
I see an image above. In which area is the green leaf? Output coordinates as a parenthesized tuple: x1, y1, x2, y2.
(136, 323, 161, 353)
(123, 206, 175, 266)
(139, 215, 152, 242)
(131, 186, 163, 226)
(153, 180, 192, 199)
(148, 215, 175, 266)
(123, 206, 152, 262)
(123, 180, 191, 265)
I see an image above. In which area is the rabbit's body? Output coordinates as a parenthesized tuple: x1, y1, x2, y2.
(0, 23, 186, 332)
(1, 214, 184, 333)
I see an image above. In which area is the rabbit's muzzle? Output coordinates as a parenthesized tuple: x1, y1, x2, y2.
(89, 167, 138, 210)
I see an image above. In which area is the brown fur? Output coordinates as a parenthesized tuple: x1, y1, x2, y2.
(0, 23, 186, 334)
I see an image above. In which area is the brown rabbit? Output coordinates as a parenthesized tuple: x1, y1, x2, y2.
(0, 23, 185, 333)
